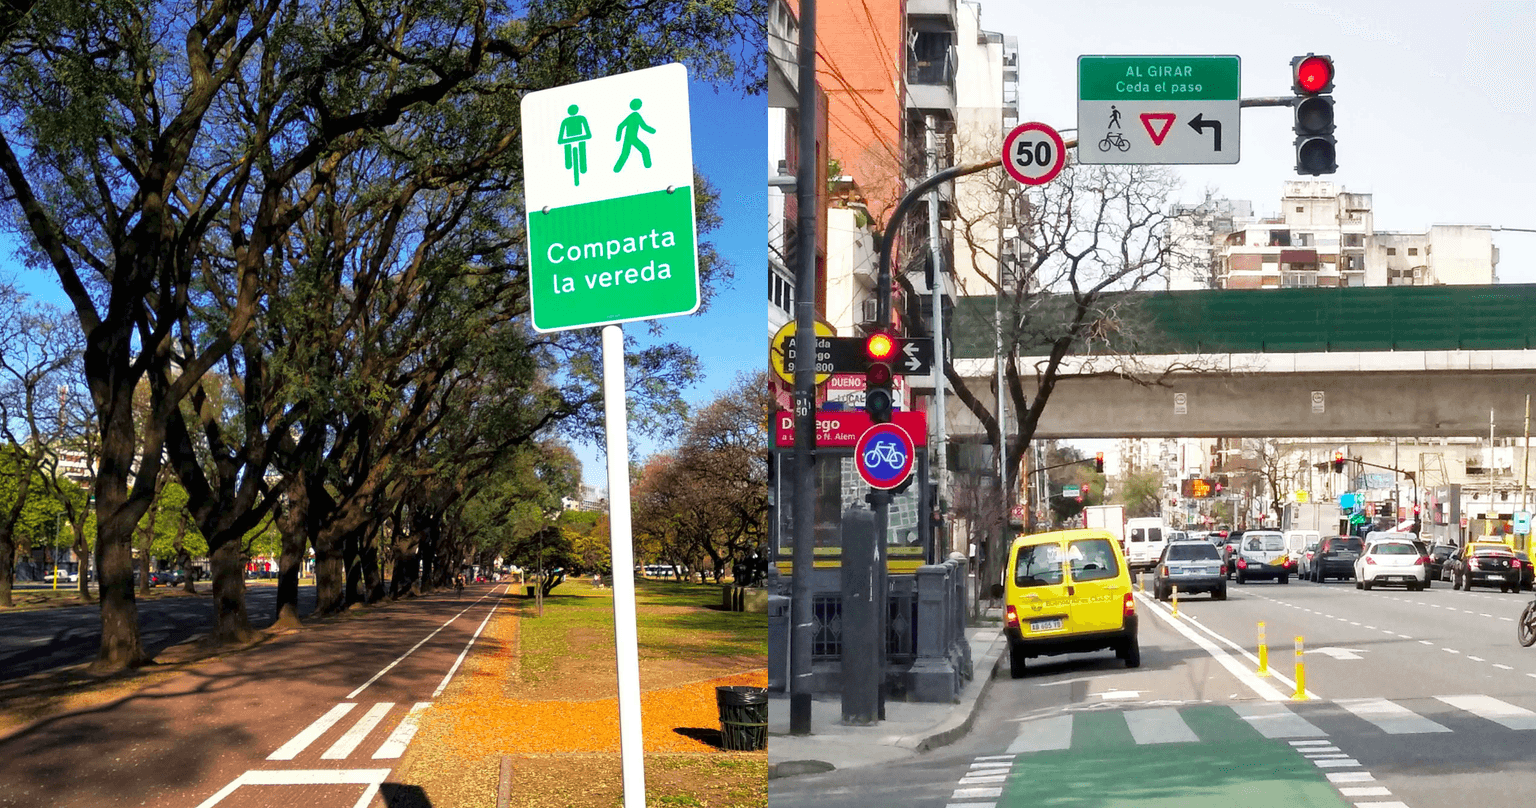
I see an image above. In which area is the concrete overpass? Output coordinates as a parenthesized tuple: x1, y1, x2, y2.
(947, 284, 1536, 439)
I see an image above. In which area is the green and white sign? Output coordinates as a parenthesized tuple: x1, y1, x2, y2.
(1078, 55, 1240, 165)
(521, 63, 698, 332)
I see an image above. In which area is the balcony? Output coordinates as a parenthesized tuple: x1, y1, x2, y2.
(907, 37, 956, 113)
(906, 0, 957, 30)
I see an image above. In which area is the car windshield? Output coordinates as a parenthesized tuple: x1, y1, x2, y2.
(1167, 544, 1219, 561)
(1246, 535, 1284, 551)
(1329, 539, 1363, 552)
(1013, 543, 1065, 588)
(1373, 543, 1416, 555)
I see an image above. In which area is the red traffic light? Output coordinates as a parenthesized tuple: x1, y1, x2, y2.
(1094, 452, 1105, 473)
(1294, 54, 1333, 94)
(866, 332, 896, 361)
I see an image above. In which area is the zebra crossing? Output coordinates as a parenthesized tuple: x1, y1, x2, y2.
(267, 701, 433, 762)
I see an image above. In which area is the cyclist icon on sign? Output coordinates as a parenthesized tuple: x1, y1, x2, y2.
(863, 440, 908, 472)
(855, 423, 916, 490)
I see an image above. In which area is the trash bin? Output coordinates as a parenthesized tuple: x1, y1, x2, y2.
(715, 685, 767, 751)
(525, 585, 536, 598)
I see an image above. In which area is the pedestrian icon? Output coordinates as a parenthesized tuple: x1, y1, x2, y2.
(1108, 105, 1122, 130)
(613, 98, 656, 172)
(558, 104, 593, 187)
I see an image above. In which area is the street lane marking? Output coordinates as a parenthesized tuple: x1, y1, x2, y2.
(1124, 708, 1199, 744)
(1353, 803, 1409, 808)
(1328, 772, 1375, 783)
(268, 702, 356, 760)
(347, 585, 505, 699)
(323, 702, 393, 760)
(974, 755, 1015, 761)
(1419, 640, 1434, 645)
(1299, 746, 1342, 753)
(1339, 787, 1393, 797)
(1237, 703, 1326, 738)
(1494, 664, 1514, 670)
(945, 804, 996, 808)
(958, 774, 1008, 784)
(1468, 655, 1485, 662)
(1007, 715, 1073, 753)
(1336, 697, 1451, 734)
(195, 769, 392, 808)
(433, 588, 506, 697)
(372, 702, 431, 759)
(1312, 758, 1361, 767)
(1436, 695, 1536, 730)
(1290, 740, 1332, 746)
(1480, 613, 1493, 618)
(1138, 594, 1302, 700)
(952, 787, 1003, 799)
(1443, 648, 1461, 654)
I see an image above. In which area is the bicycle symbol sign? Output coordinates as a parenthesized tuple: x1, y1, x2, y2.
(855, 423, 916, 490)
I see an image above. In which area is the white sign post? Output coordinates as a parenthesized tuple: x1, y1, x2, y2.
(520, 63, 698, 808)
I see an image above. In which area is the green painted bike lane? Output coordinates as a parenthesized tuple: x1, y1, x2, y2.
(998, 706, 1349, 808)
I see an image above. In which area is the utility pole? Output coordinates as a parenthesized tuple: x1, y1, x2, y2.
(926, 115, 949, 561)
(787, 0, 819, 737)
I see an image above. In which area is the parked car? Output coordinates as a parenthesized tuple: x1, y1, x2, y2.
(1165, 529, 1192, 543)
(993, 528, 1139, 678)
(1309, 536, 1363, 583)
(1233, 531, 1293, 584)
(1515, 551, 1536, 592)
(1354, 539, 1430, 591)
(149, 571, 176, 587)
(1449, 544, 1522, 592)
(42, 570, 79, 584)
(1426, 543, 1458, 581)
(1152, 541, 1226, 601)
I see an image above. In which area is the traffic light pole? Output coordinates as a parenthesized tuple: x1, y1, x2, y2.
(788, 0, 819, 737)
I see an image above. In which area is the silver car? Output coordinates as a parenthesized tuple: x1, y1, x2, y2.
(1152, 541, 1227, 601)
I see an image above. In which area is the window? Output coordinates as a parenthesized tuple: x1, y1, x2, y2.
(1296, 207, 1304, 213)
(770, 272, 794, 312)
(1067, 539, 1119, 582)
(1013, 543, 1064, 588)
(1408, 247, 1418, 255)
(1166, 544, 1219, 561)
(1373, 543, 1417, 555)
(1387, 247, 1397, 256)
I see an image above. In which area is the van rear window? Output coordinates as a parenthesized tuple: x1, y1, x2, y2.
(1068, 539, 1120, 582)
(1013, 544, 1064, 588)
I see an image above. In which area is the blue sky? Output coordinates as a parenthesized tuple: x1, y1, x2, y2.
(3, 77, 766, 491)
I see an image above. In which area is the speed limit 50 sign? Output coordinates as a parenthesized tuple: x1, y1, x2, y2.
(1002, 122, 1066, 185)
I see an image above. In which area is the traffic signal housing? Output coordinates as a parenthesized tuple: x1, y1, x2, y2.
(864, 331, 897, 423)
(1332, 451, 1345, 473)
(1292, 54, 1336, 175)
(1094, 452, 1104, 473)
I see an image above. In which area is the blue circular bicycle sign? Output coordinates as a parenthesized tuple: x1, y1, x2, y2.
(855, 423, 916, 490)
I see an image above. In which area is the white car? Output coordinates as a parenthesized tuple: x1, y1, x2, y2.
(42, 570, 79, 584)
(1354, 540, 1429, 591)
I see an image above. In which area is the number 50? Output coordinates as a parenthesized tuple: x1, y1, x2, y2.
(1014, 140, 1052, 168)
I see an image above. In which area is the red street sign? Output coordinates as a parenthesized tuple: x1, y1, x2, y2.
(1002, 122, 1066, 186)
(774, 410, 927, 448)
(855, 423, 915, 490)
(1140, 112, 1176, 145)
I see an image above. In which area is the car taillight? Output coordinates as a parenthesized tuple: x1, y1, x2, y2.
(1236, 558, 1247, 569)
(1006, 605, 1019, 629)
(1365, 556, 1376, 565)
(1159, 565, 1168, 577)
(1415, 556, 1427, 566)
(1123, 592, 1136, 617)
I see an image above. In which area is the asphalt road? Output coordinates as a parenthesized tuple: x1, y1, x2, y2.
(0, 584, 318, 681)
(771, 573, 1536, 808)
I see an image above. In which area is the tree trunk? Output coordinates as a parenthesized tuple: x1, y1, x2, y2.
(390, 526, 419, 599)
(361, 524, 384, 603)
(206, 537, 253, 644)
(343, 528, 363, 607)
(417, 513, 438, 594)
(74, 527, 91, 601)
(138, 552, 151, 596)
(92, 484, 147, 672)
(0, 536, 13, 607)
(313, 538, 346, 616)
(273, 469, 311, 625)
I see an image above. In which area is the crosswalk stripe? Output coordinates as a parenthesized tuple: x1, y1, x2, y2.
(1006, 714, 1073, 753)
(372, 702, 432, 759)
(1328, 772, 1375, 783)
(973, 755, 1015, 761)
(1234, 702, 1326, 738)
(1312, 758, 1361, 768)
(958, 775, 1008, 784)
(1435, 695, 1536, 730)
(323, 702, 394, 760)
(269, 703, 357, 761)
(1337, 697, 1452, 734)
(1339, 787, 1393, 797)
(946, 803, 996, 808)
(951, 787, 1003, 799)
(1124, 708, 1200, 745)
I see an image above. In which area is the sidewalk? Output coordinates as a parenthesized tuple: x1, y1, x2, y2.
(767, 625, 1007, 779)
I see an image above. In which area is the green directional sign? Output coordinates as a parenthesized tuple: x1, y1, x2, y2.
(1349, 512, 1368, 526)
(521, 63, 698, 332)
(1078, 55, 1240, 166)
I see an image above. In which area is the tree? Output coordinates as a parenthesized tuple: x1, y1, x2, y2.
(0, 0, 763, 670)
(1116, 469, 1164, 519)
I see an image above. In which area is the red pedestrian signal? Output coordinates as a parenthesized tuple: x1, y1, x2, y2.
(1094, 452, 1104, 473)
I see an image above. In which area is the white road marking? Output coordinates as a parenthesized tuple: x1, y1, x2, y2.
(1480, 613, 1493, 618)
(372, 702, 432, 759)
(1237, 703, 1327, 738)
(1353, 803, 1409, 808)
(1290, 740, 1332, 746)
(1124, 708, 1200, 744)
(1339, 786, 1393, 797)
(1328, 772, 1375, 783)
(958, 774, 1008, 784)
(268, 703, 357, 760)
(1336, 697, 1452, 734)
(195, 768, 392, 808)
(1443, 648, 1461, 654)
(1495, 663, 1514, 670)
(433, 591, 505, 697)
(973, 755, 1015, 761)
(1299, 746, 1342, 753)
(1312, 758, 1361, 767)
(1091, 690, 1142, 700)
(348, 585, 506, 699)
(1363, 625, 1376, 630)
(1006, 715, 1073, 753)
(1135, 593, 1292, 700)
(1468, 655, 1486, 662)
(951, 788, 1003, 799)
(1420, 640, 1435, 645)
(1436, 695, 1536, 730)
(322, 702, 394, 760)
(946, 803, 996, 808)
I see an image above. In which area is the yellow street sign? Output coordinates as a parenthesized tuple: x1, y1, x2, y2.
(1295, 490, 1309, 504)
(769, 319, 835, 385)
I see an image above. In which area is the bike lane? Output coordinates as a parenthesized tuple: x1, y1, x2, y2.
(0, 584, 509, 808)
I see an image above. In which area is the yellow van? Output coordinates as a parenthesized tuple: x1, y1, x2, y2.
(990, 528, 1140, 679)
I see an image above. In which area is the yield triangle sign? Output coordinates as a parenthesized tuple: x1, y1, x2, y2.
(1140, 113, 1176, 146)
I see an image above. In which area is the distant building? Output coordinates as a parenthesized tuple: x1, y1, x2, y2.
(562, 483, 607, 513)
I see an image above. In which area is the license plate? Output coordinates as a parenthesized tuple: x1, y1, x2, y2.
(1030, 618, 1064, 632)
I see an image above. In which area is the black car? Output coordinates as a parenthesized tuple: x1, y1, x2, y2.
(1515, 552, 1536, 592)
(1426, 543, 1458, 581)
(1221, 530, 1246, 579)
(1450, 545, 1521, 592)
(1309, 536, 1362, 582)
(149, 571, 176, 587)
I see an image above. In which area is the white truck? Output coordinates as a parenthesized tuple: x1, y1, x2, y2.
(1084, 504, 1126, 547)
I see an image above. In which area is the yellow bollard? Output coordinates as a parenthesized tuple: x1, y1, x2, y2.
(1257, 621, 1271, 677)
(1171, 585, 1179, 617)
(1138, 572, 1145, 593)
(1292, 636, 1308, 701)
